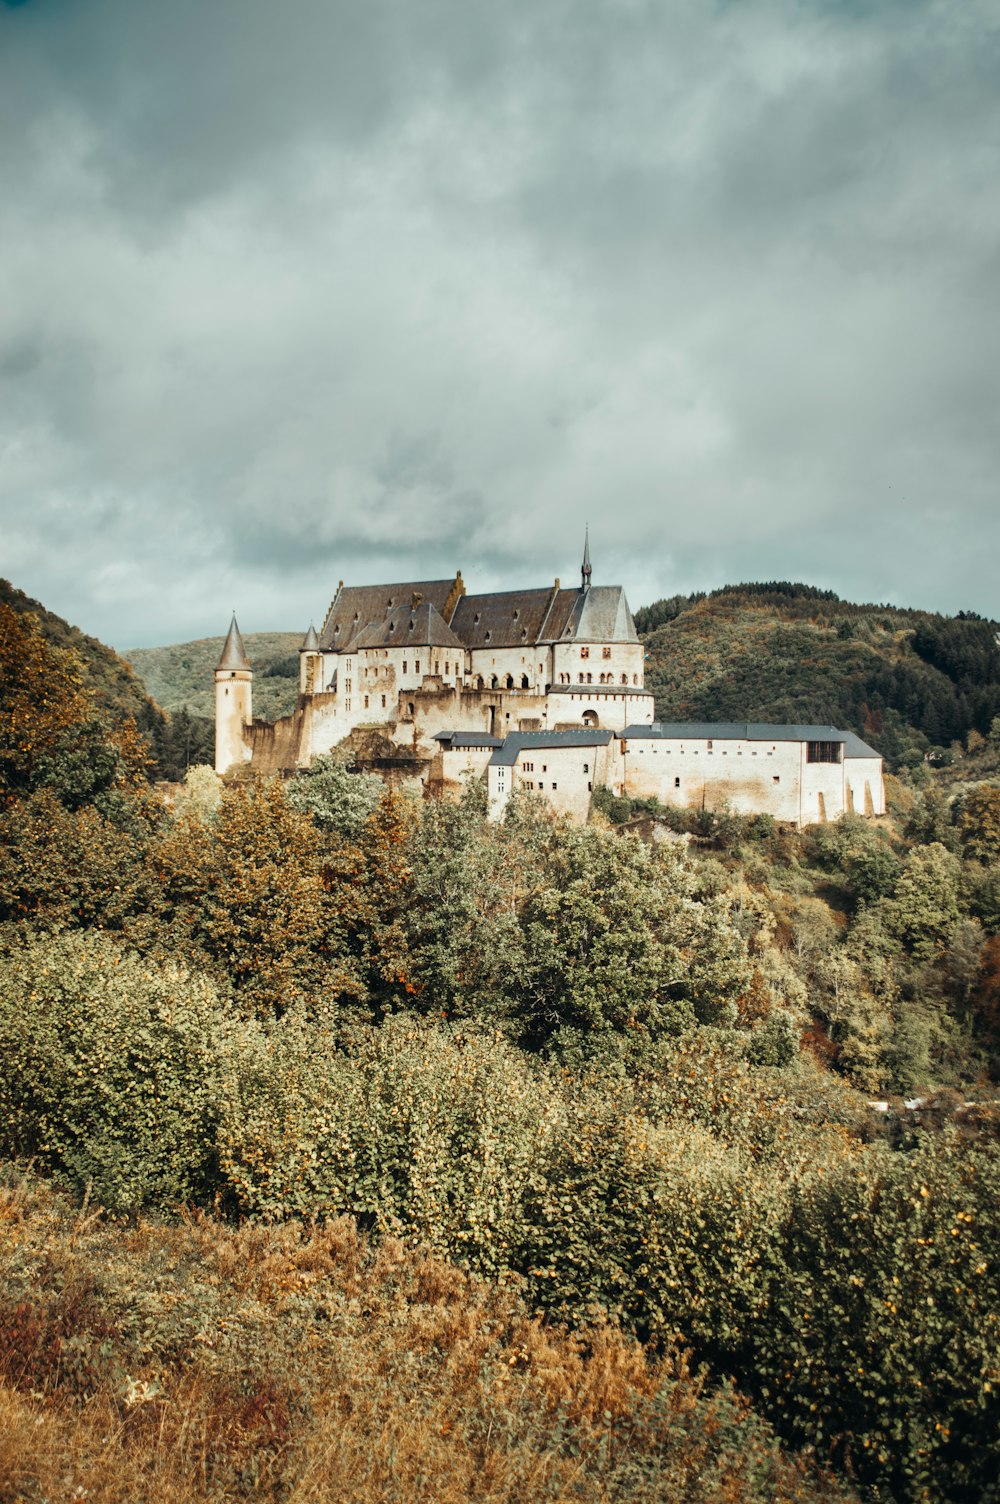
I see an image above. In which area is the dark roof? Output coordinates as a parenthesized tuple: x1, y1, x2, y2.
(450, 587, 564, 649)
(350, 602, 464, 652)
(319, 579, 458, 651)
(566, 585, 639, 643)
(489, 729, 613, 767)
(549, 683, 651, 696)
(216, 615, 250, 671)
(434, 732, 503, 749)
(619, 722, 881, 758)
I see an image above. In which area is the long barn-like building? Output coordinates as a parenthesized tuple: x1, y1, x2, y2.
(214, 540, 884, 826)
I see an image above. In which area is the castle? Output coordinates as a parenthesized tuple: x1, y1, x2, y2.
(214, 540, 884, 826)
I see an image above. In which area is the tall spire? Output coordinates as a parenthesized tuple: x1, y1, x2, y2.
(216, 614, 251, 671)
(581, 527, 592, 592)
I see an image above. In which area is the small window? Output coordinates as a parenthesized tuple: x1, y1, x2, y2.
(364, 694, 369, 708)
(403, 661, 408, 673)
(807, 741, 842, 764)
(435, 661, 440, 674)
(587, 781, 593, 792)
(773, 775, 780, 783)
(602, 647, 611, 659)
(542, 765, 547, 773)
(381, 695, 386, 708)
(551, 781, 557, 790)
(583, 763, 589, 773)
(706, 740, 713, 750)
(674, 776, 680, 789)
(415, 661, 420, 674)
(580, 646, 590, 659)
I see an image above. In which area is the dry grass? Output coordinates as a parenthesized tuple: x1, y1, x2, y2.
(0, 1169, 853, 1504)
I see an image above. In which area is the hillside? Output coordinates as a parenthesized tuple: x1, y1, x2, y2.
(0, 578, 165, 742)
(638, 584, 1000, 767)
(124, 632, 303, 721)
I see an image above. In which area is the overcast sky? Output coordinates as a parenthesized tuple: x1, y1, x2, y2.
(1, 0, 998, 649)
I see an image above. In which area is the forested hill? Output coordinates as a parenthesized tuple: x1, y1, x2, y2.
(637, 583, 1000, 767)
(124, 632, 303, 721)
(0, 578, 164, 738)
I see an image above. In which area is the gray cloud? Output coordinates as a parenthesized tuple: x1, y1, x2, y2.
(0, 0, 997, 649)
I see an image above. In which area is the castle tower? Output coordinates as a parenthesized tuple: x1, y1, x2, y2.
(214, 615, 253, 775)
(581, 528, 592, 592)
(299, 622, 320, 695)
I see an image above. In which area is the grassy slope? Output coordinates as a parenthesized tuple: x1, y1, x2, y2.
(124, 633, 303, 721)
(0, 1169, 851, 1504)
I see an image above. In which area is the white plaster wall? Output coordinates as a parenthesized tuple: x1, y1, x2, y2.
(548, 689, 655, 731)
(845, 756, 885, 816)
(551, 641, 644, 688)
(512, 743, 612, 823)
(215, 671, 253, 774)
(466, 646, 549, 690)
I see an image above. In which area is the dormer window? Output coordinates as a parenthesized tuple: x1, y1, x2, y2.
(474, 612, 481, 625)
(387, 597, 394, 608)
(388, 621, 395, 632)
(512, 609, 519, 620)
(484, 630, 492, 642)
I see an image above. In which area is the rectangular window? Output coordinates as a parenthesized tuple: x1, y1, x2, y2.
(807, 741, 842, 764)
(674, 776, 680, 788)
(583, 763, 589, 773)
(381, 695, 386, 708)
(415, 661, 420, 674)
(588, 781, 592, 792)
(707, 739, 713, 750)
(580, 646, 590, 659)
(435, 661, 440, 674)
(364, 695, 369, 708)
(773, 775, 780, 783)
(402, 661, 407, 674)
(602, 647, 611, 659)
(551, 781, 557, 790)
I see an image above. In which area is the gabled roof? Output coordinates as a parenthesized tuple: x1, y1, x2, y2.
(319, 579, 458, 651)
(561, 585, 639, 643)
(489, 729, 613, 767)
(216, 615, 250, 671)
(350, 602, 464, 652)
(619, 722, 881, 758)
(451, 587, 563, 649)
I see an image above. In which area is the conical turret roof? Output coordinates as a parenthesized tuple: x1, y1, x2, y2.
(300, 622, 320, 652)
(216, 614, 251, 671)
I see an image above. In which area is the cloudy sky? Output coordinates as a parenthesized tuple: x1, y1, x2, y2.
(1, 0, 998, 648)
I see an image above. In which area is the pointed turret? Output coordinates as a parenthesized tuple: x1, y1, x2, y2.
(214, 614, 253, 774)
(299, 622, 321, 695)
(581, 528, 592, 592)
(217, 614, 251, 672)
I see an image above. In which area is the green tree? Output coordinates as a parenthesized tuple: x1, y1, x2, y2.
(957, 784, 1000, 864)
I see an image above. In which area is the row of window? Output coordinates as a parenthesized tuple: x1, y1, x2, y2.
(579, 647, 614, 659)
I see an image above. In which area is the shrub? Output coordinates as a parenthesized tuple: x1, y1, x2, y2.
(0, 932, 242, 1211)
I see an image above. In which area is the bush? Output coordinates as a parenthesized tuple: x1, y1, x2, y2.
(0, 932, 242, 1211)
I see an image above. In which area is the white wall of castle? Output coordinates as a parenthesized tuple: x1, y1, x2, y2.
(551, 640, 644, 689)
(215, 670, 254, 775)
(617, 733, 885, 825)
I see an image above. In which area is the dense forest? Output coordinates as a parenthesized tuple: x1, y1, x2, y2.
(1, 591, 999, 1503)
(638, 583, 1000, 768)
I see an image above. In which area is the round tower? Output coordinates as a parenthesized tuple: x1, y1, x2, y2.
(299, 621, 320, 695)
(214, 614, 253, 775)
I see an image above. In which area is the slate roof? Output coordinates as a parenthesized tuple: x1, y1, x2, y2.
(489, 729, 613, 767)
(300, 623, 319, 651)
(450, 587, 566, 649)
(319, 579, 458, 651)
(350, 602, 464, 652)
(619, 723, 881, 758)
(549, 683, 651, 696)
(434, 732, 504, 749)
(317, 573, 639, 654)
(216, 616, 250, 671)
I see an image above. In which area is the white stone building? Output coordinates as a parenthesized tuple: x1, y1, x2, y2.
(215, 536, 654, 777)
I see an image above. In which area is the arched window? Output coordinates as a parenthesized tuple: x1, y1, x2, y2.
(504, 674, 514, 690)
(632, 674, 638, 685)
(490, 675, 499, 689)
(476, 676, 485, 690)
(582, 710, 599, 727)
(621, 673, 628, 685)
(521, 674, 529, 689)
